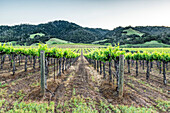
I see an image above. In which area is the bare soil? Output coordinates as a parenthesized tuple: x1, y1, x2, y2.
(0, 53, 169, 112)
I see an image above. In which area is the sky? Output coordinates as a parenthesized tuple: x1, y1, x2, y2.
(0, 0, 170, 30)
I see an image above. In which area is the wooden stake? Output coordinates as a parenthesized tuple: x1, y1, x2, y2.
(40, 51, 46, 95)
(118, 55, 124, 98)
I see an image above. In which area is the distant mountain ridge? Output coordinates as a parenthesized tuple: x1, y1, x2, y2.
(100, 26, 170, 45)
(0, 20, 170, 45)
(0, 20, 110, 45)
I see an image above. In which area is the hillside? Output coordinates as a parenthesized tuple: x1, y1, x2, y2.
(120, 40, 170, 48)
(46, 38, 72, 45)
(0, 21, 170, 46)
(0, 20, 109, 45)
(99, 26, 170, 45)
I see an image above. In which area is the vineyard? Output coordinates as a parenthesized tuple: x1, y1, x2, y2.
(122, 48, 170, 53)
(0, 44, 169, 112)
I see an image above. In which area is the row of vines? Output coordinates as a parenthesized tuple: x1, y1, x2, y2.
(84, 46, 170, 85)
(0, 43, 80, 78)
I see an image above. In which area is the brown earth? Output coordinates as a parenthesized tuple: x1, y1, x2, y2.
(0, 52, 169, 112)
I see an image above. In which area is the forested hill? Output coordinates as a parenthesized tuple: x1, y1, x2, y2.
(0, 20, 170, 45)
(100, 26, 170, 45)
(0, 20, 110, 45)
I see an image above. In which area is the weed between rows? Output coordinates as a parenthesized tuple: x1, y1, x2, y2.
(0, 95, 158, 113)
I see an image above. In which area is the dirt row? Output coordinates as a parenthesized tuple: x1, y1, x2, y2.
(0, 52, 169, 112)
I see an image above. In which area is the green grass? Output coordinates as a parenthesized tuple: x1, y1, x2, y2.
(121, 40, 170, 48)
(0, 95, 160, 112)
(122, 28, 144, 37)
(0, 100, 55, 113)
(0, 84, 8, 88)
(49, 43, 107, 48)
(156, 99, 170, 112)
(0, 82, 8, 88)
(55, 95, 156, 113)
(92, 39, 108, 44)
(144, 40, 168, 45)
(29, 33, 45, 39)
(46, 38, 72, 45)
(30, 82, 40, 87)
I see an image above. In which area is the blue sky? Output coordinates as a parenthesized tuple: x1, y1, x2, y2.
(0, 0, 170, 29)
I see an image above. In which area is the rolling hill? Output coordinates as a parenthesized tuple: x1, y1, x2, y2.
(0, 20, 170, 46)
(97, 26, 170, 46)
(0, 20, 109, 45)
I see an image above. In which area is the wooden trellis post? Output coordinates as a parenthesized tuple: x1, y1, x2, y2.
(118, 55, 124, 98)
(12, 54, 15, 75)
(40, 51, 46, 95)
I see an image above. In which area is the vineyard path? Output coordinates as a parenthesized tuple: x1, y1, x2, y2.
(52, 49, 105, 110)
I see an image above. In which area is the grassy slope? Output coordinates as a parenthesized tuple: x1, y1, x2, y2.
(29, 33, 45, 39)
(93, 28, 144, 45)
(120, 40, 170, 48)
(45, 38, 72, 44)
(92, 39, 108, 44)
(122, 28, 144, 37)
